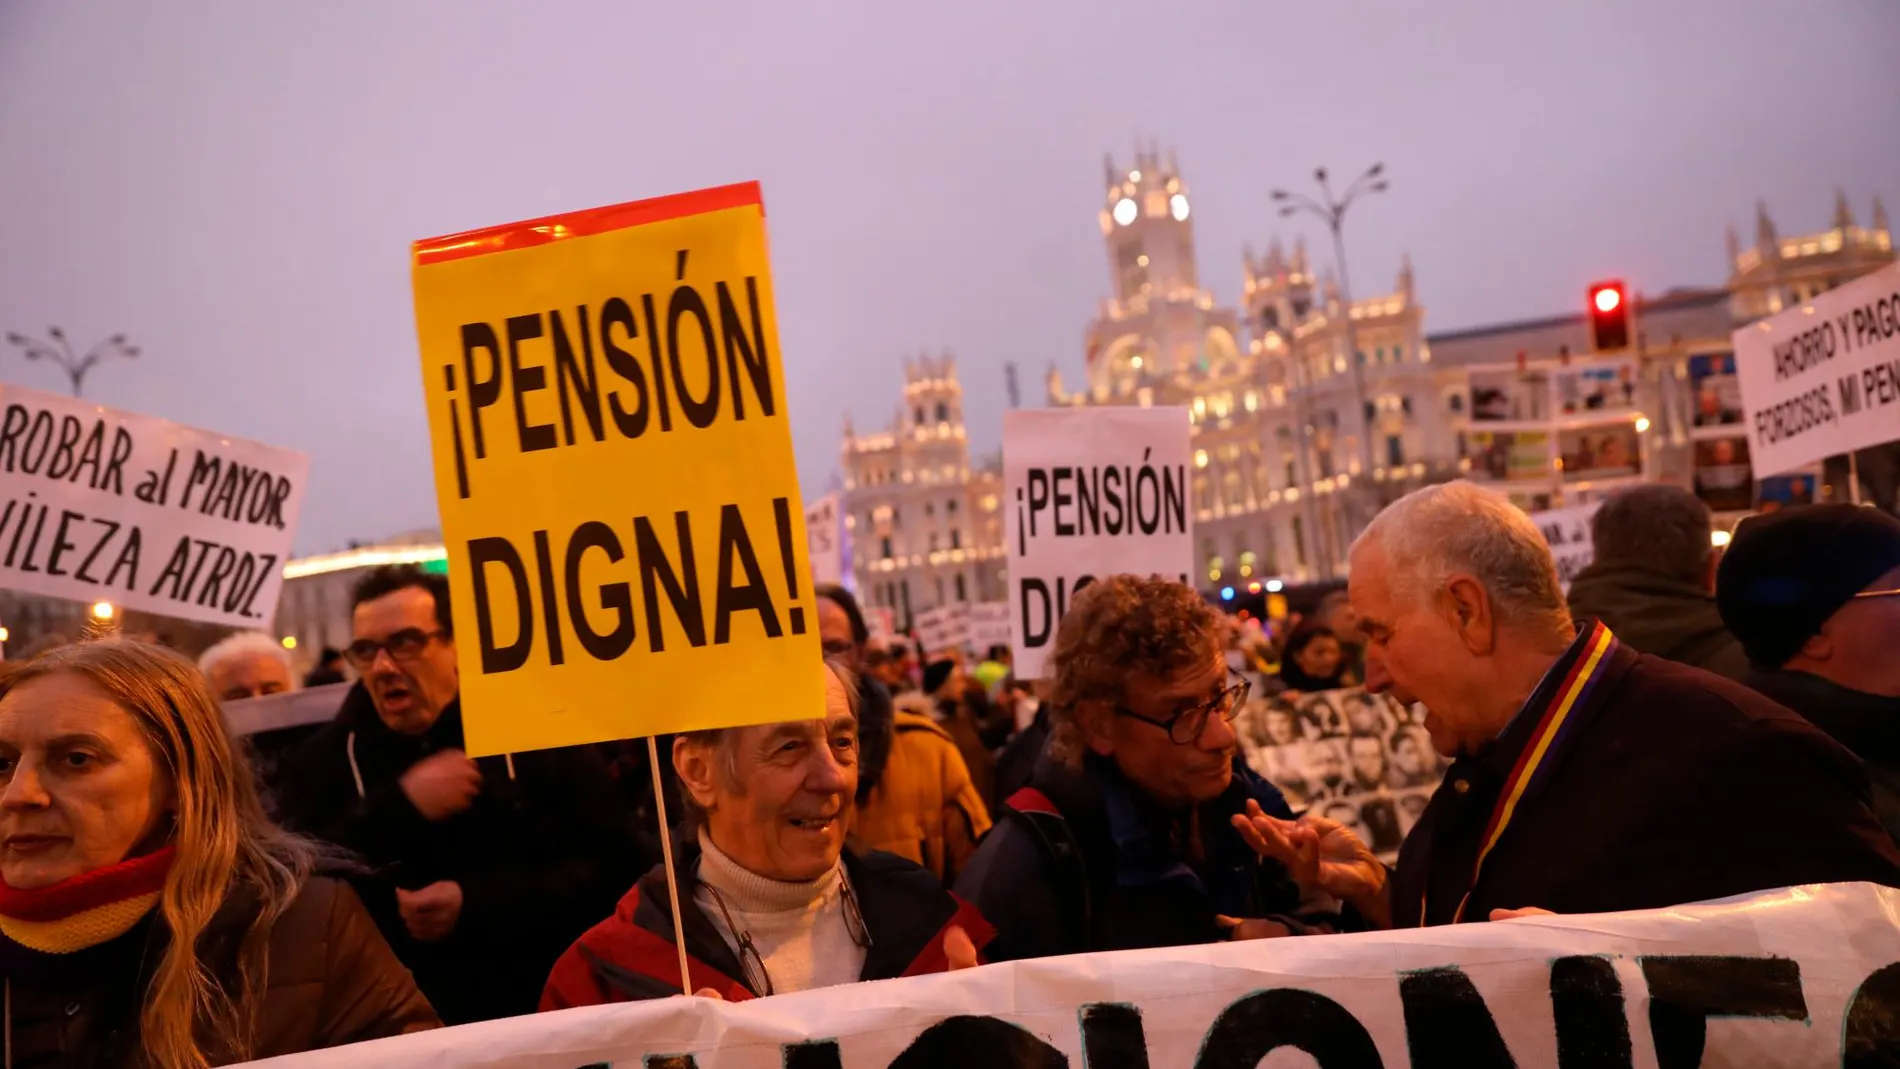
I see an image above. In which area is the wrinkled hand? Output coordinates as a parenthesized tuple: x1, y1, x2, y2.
(396, 881, 463, 942)
(943, 924, 980, 971)
(401, 750, 482, 821)
(1216, 915, 1292, 941)
(1231, 800, 1385, 905)
(1489, 906, 1556, 921)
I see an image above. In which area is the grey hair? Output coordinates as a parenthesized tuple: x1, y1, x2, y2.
(674, 658, 860, 823)
(1589, 483, 1711, 584)
(1353, 480, 1572, 640)
(197, 631, 296, 685)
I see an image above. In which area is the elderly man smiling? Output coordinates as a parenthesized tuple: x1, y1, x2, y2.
(542, 662, 988, 1005)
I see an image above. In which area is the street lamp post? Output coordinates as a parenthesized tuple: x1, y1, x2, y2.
(1272, 164, 1389, 484)
(4, 327, 140, 397)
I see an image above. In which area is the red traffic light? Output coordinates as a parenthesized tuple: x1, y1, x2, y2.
(1586, 280, 1631, 351)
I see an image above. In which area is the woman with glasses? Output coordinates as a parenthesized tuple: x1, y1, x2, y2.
(954, 575, 1349, 965)
(541, 662, 990, 1007)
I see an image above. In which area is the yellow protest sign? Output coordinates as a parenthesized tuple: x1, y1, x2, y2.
(410, 182, 823, 755)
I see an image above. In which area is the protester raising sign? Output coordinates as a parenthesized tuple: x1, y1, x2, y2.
(1003, 408, 1193, 678)
(246, 882, 1900, 1069)
(0, 384, 306, 629)
(805, 492, 847, 589)
(410, 182, 822, 755)
(1733, 259, 1900, 476)
(1525, 501, 1600, 592)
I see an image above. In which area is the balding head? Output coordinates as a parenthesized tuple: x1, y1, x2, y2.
(1349, 481, 1576, 756)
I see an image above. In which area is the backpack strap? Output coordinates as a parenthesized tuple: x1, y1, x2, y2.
(1003, 788, 1092, 954)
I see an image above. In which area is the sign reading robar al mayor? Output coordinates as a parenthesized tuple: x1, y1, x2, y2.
(410, 183, 822, 756)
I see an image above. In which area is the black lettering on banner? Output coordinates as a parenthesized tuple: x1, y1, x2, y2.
(1135, 448, 1161, 535)
(46, 415, 81, 480)
(222, 552, 256, 614)
(1020, 578, 1052, 647)
(16, 500, 48, 573)
(0, 405, 26, 470)
(712, 503, 781, 643)
(103, 527, 142, 590)
(1027, 470, 1049, 538)
(1053, 466, 1075, 536)
(195, 546, 238, 607)
(181, 451, 218, 512)
(461, 322, 504, 460)
(1080, 1002, 1152, 1069)
(770, 496, 807, 635)
(642, 293, 674, 432)
(550, 306, 605, 446)
(600, 297, 651, 439)
(134, 448, 177, 505)
(4, 493, 37, 568)
(76, 518, 120, 585)
(506, 313, 557, 453)
(238, 553, 275, 617)
(781, 1041, 843, 1069)
(1638, 955, 1807, 1069)
(147, 536, 193, 600)
(470, 536, 534, 673)
(668, 251, 722, 429)
(19, 409, 52, 474)
(1843, 962, 1900, 1069)
(888, 1015, 1067, 1069)
(532, 530, 566, 667)
(1398, 966, 1513, 1068)
(103, 426, 132, 495)
(68, 419, 106, 489)
(564, 521, 636, 660)
(1193, 988, 1383, 1069)
(1103, 464, 1125, 535)
(1550, 955, 1633, 1069)
(715, 277, 776, 420)
(1841, 372, 1863, 417)
(635, 512, 706, 652)
(44, 510, 84, 578)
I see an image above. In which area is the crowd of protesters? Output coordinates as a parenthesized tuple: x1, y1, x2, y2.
(0, 480, 1895, 1065)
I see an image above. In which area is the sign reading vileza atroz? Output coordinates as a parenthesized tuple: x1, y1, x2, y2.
(1733, 259, 1900, 476)
(0, 384, 307, 629)
(1003, 407, 1193, 679)
(410, 182, 822, 756)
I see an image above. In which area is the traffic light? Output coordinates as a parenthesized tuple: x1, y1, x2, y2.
(1587, 280, 1630, 352)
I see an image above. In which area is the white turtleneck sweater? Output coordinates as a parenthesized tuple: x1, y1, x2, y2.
(693, 832, 866, 995)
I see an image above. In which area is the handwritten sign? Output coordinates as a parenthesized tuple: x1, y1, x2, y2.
(0, 385, 306, 628)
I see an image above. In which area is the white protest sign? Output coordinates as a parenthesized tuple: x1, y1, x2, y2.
(967, 601, 1012, 653)
(1734, 260, 1900, 476)
(0, 384, 307, 628)
(806, 492, 846, 588)
(246, 882, 1900, 1069)
(222, 682, 349, 737)
(1526, 501, 1600, 592)
(913, 603, 968, 656)
(1004, 408, 1192, 678)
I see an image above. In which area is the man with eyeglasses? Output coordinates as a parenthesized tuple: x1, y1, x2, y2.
(1719, 504, 1900, 841)
(274, 564, 636, 1024)
(541, 661, 989, 1006)
(954, 575, 1332, 963)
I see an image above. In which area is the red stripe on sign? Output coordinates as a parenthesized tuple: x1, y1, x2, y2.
(412, 181, 764, 266)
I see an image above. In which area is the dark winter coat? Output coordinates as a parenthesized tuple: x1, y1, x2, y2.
(0, 878, 436, 1068)
(540, 840, 991, 1007)
(1565, 562, 1750, 681)
(1745, 668, 1900, 845)
(954, 752, 1328, 963)
(272, 685, 638, 1024)
(1393, 632, 1900, 927)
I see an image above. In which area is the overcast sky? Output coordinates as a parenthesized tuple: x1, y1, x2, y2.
(2, 1, 1896, 556)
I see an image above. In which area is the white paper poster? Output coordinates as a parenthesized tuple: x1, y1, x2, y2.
(1733, 260, 1900, 476)
(245, 882, 1900, 1069)
(967, 601, 1012, 653)
(1003, 408, 1192, 678)
(913, 603, 968, 657)
(0, 384, 307, 628)
(1525, 501, 1600, 591)
(806, 492, 846, 588)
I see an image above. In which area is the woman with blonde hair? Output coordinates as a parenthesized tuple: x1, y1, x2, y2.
(0, 639, 436, 1068)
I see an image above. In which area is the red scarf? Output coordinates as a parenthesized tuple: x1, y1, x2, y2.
(0, 846, 175, 954)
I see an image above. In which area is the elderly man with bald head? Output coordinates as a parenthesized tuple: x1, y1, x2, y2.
(1238, 481, 1900, 928)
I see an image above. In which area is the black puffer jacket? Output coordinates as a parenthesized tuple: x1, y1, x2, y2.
(272, 685, 638, 1024)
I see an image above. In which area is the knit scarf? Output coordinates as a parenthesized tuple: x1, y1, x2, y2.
(0, 846, 175, 954)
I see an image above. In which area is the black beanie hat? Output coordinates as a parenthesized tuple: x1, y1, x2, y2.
(1716, 504, 1900, 668)
(921, 657, 957, 695)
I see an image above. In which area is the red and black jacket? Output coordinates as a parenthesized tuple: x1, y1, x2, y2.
(541, 839, 993, 1007)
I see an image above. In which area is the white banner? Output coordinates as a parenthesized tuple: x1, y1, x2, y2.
(1004, 408, 1192, 678)
(1734, 260, 1900, 476)
(806, 492, 846, 589)
(0, 384, 307, 628)
(246, 883, 1900, 1068)
(222, 682, 348, 737)
(913, 603, 968, 657)
(1525, 501, 1600, 592)
(967, 600, 1011, 653)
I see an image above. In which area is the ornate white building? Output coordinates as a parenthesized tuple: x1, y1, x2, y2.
(840, 355, 1006, 628)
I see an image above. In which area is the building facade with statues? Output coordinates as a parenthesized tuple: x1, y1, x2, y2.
(836, 146, 1894, 625)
